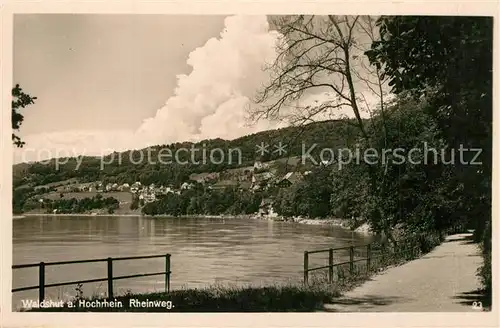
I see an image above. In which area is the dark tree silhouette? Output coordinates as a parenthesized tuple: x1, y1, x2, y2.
(12, 84, 37, 147)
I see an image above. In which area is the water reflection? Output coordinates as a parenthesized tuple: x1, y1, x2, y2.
(13, 215, 371, 308)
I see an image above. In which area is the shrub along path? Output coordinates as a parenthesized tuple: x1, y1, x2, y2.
(323, 233, 484, 312)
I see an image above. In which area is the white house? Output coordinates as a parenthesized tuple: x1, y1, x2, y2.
(180, 182, 194, 190)
(144, 193, 156, 203)
(254, 161, 263, 170)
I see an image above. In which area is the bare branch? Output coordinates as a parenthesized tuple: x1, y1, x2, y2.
(251, 15, 389, 150)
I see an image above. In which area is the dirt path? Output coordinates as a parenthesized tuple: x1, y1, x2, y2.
(324, 233, 484, 312)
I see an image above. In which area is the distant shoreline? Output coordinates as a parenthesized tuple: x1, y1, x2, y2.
(16, 213, 143, 218)
(13, 213, 372, 233)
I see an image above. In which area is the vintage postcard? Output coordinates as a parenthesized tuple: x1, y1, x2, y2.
(1, 1, 498, 327)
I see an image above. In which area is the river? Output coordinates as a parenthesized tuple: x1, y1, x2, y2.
(12, 215, 371, 309)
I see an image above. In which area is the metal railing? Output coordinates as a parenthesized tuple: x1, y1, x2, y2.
(303, 241, 423, 285)
(303, 244, 373, 285)
(12, 253, 171, 302)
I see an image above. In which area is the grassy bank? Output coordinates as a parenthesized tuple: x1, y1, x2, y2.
(28, 283, 340, 312)
(26, 232, 444, 312)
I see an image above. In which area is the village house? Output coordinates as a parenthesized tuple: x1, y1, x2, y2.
(80, 184, 88, 191)
(139, 192, 156, 203)
(95, 182, 103, 192)
(276, 171, 304, 188)
(130, 182, 142, 193)
(251, 171, 275, 191)
(180, 182, 194, 190)
(163, 186, 174, 194)
(118, 183, 130, 192)
(253, 160, 269, 173)
(258, 198, 278, 217)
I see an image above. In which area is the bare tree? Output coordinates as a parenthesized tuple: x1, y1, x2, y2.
(354, 16, 391, 146)
(253, 15, 388, 142)
(252, 15, 396, 243)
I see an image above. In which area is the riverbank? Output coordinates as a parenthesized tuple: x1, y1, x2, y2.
(16, 212, 368, 232)
(18, 213, 251, 219)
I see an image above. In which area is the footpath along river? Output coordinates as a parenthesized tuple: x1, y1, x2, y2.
(12, 215, 371, 309)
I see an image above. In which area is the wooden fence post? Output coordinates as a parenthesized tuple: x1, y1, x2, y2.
(165, 254, 171, 293)
(328, 248, 333, 283)
(303, 251, 309, 285)
(366, 244, 371, 273)
(349, 246, 354, 275)
(107, 257, 113, 299)
(39, 262, 45, 303)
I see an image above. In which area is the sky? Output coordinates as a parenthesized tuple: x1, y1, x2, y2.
(13, 14, 377, 163)
(14, 15, 230, 134)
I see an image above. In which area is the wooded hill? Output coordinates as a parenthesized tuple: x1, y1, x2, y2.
(13, 118, 360, 190)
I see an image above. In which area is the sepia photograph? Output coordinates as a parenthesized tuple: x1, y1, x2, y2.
(6, 10, 494, 318)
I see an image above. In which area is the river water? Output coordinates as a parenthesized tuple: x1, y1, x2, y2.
(12, 215, 371, 309)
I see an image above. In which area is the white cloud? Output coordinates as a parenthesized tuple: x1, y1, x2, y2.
(15, 15, 285, 163)
(135, 15, 281, 145)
